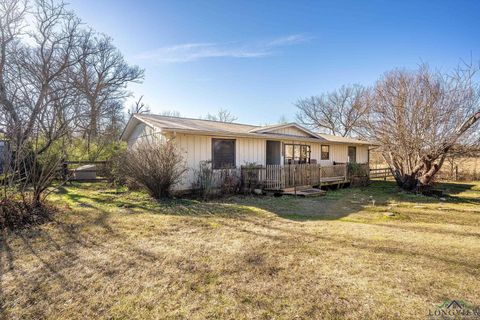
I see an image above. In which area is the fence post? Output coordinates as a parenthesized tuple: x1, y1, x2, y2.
(319, 165, 322, 188)
(293, 166, 296, 196)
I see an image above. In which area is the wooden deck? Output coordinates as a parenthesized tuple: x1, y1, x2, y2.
(241, 163, 369, 191)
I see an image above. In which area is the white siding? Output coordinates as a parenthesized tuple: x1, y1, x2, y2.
(127, 123, 161, 148)
(173, 133, 266, 190)
(269, 127, 310, 137)
(332, 144, 348, 163)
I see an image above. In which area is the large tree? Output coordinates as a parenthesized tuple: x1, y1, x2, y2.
(0, 0, 141, 206)
(74, 35, 144, 147)
(0, 0, 94, 205)
(296, 85, 368, 137)
(367, 64, 480, 190)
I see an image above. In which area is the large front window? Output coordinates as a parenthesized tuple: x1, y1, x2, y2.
(212, 139, 236, 169)
(284, 144, 310, 164)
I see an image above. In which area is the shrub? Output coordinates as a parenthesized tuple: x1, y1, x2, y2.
(192, 160, 240, 199)
(120, 139, 187, 199)
(347, 162, 368, 177)
(192, 161, 216, 199)
(0, 198, 53, 231)
(217, 167, 240, 195)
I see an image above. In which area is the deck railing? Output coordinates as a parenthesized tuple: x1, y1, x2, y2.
(241, 163, 363, 191)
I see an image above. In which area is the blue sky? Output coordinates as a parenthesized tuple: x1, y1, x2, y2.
(69, 0, 480, 125)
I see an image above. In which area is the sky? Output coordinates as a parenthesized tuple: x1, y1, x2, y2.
(69, 0, 480, 125)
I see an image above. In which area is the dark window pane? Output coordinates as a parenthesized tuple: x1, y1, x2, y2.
(212, 139, 236, 169)
(348, 146, 356, 163)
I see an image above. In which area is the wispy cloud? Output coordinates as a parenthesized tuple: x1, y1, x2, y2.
(136, 34, 312, 63)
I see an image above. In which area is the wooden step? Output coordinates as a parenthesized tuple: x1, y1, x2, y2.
(282, 188, 327, 197)
(281, 185, 312, 193)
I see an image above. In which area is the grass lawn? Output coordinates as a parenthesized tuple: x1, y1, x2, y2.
(1, 180, 480, 319)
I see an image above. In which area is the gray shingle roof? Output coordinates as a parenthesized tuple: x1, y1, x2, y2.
(135, 114, 258, 134)
(123, 114, 374, 145)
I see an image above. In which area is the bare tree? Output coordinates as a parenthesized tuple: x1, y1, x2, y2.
(204, 108, 238, 122)
(159, 110, 181, 117)
(277, 115, 289, 124)
(0, 0, 140, 212)
(367, 63, 480, 190)
(0, 0, 98, 206)
(296, 85, 368, 137)
(128, 96, 180, 117)
(74, 34, 144, 147)
(128, 95, 151, 115)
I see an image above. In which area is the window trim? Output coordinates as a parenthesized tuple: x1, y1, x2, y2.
(211, 138, 236, 169)
(321, 145, 330, 160)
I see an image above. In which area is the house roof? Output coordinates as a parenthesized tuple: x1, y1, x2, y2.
(121, 114, 374, 145)
(316, 133, 373, 145)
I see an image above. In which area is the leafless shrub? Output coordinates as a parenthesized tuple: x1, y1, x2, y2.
(192, 161, 240, 199)
(217, 168, 240, 195)
(192, 161, 216, 199)
(120, 139, 187, 199)
(0, 197, 54, 230)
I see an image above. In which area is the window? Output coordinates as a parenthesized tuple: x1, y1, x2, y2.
(212, 139, 236, 169)
(321, 145, 330, 160)
(283, 143, 310, 164)
(348, 146, 357, 163)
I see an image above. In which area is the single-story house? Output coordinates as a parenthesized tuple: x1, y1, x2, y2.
(121, 114, 374, 191)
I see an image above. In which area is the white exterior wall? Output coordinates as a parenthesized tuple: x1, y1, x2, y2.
(126, 128, 369, 190)
(127, 123, 162, 148)
(173, 133, 266, 190)
(269, 127, 311, 137)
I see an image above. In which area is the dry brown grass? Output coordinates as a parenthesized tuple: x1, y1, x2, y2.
(1, 180, 479, 319)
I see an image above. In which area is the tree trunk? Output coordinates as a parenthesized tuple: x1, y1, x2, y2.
(394, 173, 419, 191)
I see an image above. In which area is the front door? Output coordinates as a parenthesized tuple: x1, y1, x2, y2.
(266, 141, 281, 165)
(348, 146, 357, 163)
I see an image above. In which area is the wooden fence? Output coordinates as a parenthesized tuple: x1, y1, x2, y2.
(241, 164, 358, 191)
(369, 167, 393, 180)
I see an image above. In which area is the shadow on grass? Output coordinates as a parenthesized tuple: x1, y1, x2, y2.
(55, 180, 480, 224)
(223, 180, 480, 222)
(1, 179, 479, 319)
(0, 202, 174, 319)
